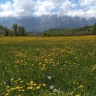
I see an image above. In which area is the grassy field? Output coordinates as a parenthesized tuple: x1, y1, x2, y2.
(0, 36, 96, 96)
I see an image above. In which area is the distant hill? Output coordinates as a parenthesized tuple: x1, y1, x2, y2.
(41, 25, 95, 36)
(0, 15, 96, 32)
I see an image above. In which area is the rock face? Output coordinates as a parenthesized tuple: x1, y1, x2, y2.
(0, 15, 96, 32)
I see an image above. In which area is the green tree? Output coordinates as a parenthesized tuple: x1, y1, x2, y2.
(13, 24, 18, 36)
(18, 26, 26, 36)
(93, 23, 96, 35)
(4, 27, 9, 36)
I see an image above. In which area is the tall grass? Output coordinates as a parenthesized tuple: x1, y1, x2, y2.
(0, 36, 96, 96)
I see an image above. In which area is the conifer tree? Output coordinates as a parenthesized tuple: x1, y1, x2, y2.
(93, 23, 96, 35)
(13, 24, 18, 36)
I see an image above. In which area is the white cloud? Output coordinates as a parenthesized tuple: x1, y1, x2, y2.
(48, 0, 66, 6)
(0, 1, 12, 11)
(79, 0, 96, 6)
(0, 1, 14, 17)
(66, 10, 85, 17)
(0, 0, 96, 18)
(0, 0, 35, 17)
(34, 1, 56, 16)
(59, 0, 76, 14)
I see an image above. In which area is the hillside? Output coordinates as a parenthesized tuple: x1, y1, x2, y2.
(41, 25, 95, 36)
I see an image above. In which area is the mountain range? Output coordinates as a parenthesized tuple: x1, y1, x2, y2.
(0, 15, 96, 32)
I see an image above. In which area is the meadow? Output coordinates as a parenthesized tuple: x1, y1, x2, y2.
(0, 36, 96, 96)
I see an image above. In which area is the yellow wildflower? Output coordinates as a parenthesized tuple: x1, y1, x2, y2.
(42, 84, 46, 87)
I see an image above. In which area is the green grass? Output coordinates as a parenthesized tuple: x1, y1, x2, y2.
(0, 36, 96, 96)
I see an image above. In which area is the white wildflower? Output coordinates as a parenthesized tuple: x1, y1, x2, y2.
(48, 76, 51, 80)
(50, 85, 54, 89)
(53, 89, 58, 93)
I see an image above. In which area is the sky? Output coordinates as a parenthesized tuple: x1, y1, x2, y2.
(0, 0, 96, 18)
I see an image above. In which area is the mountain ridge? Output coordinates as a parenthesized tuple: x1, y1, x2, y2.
(0, 15, 96, 32)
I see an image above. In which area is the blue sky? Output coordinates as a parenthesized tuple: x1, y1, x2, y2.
(0, 0, 13, 4)
(0, 0, 96, 17)
(1, 0, 8, 3)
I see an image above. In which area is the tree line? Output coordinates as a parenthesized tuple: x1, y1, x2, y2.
(0, 24, 27, 36)
(13, 24, 27, 36)
(0, 23, 96, 36)
(93, 23, 96, 35)
(42, 23, 96, 36)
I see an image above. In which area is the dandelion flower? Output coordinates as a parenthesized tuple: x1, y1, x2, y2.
(48, 76, 51, 80)
(53, 89, 58, 93)
(36, 86, 40, 89)
(50, 85, 54, 89)
(42, 84, 46, 87)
